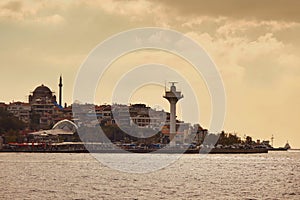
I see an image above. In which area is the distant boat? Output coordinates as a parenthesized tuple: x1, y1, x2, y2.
(284, 142, 291, 150)
(268, 142, 291, 151)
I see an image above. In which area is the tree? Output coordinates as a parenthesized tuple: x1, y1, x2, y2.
(0, 109, 26, 132)
(245, 136, 252, 145)
(216, 131, 242, 146)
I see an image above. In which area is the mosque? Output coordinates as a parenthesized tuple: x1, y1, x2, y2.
(28, 76, 68, 129)
(29, 84, 57, 105)
(27, 76, 78, 140)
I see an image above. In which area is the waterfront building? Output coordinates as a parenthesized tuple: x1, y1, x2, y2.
(51, 105, 73, 125)
(129, 104, 167, 129)
(7, 102, 31, 124)
(72, 103, 100, 127)
(129, 104, 150, 116)
(112, 104, 131, 127)
(161, 122, 193, 144)
(130, 114, 161, 128)
(95, 105, 114, 125)
(62, 105, 73, 120)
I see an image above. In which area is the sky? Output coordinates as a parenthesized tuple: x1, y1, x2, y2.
(0, 0, 300, 148)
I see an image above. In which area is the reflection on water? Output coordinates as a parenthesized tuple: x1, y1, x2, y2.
(0, 151, 299, 199)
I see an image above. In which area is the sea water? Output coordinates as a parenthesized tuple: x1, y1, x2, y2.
(0, 151, 299, 199)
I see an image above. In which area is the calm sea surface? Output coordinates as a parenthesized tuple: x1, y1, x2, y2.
(0, 151, 299, 200)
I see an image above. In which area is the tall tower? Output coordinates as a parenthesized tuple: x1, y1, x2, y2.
(163, 82, 183, 146)
(59, 75, 63, 107)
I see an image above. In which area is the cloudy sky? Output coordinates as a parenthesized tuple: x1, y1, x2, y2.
(1, 0, 299, 147)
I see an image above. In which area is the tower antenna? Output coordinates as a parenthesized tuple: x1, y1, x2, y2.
(169, 81, 178, 86)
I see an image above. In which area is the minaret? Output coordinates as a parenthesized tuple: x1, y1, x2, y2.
(163, 82, 183, 146)
(59, 75, 63, 107)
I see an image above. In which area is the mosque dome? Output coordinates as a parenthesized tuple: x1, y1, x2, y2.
(29, 84, 56, 104)
(33, 84, 52, 95)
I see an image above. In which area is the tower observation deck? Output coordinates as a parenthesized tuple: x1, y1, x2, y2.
(163, 82, 183, 146)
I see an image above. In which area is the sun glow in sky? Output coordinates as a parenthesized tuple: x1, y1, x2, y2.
(1, 0, 300, 148)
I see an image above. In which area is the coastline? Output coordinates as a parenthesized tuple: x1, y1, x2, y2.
(0, 148, 269, 154)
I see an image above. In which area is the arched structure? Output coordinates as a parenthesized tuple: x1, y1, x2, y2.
(52, 119, 78, 133)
